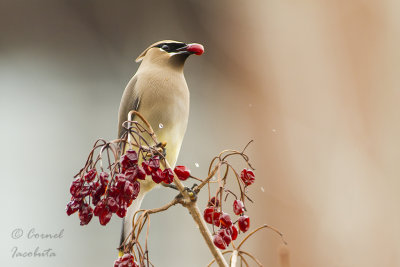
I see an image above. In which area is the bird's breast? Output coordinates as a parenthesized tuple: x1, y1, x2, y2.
(136, 70, 190, 167)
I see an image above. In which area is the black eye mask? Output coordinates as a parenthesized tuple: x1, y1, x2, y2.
(154, 42, 187, 53)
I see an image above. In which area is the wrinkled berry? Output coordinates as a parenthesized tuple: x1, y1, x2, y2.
(240, 169, 255, 186)
(174, 165, 191, 181)
(163, 168, 174, 184)
(79, 204, 93, 226)
(66, 200, 81, 216)
(151, 168, 164, 184)
(84, 168, 97, 182)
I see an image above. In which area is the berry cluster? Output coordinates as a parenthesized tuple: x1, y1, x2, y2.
(114, 253, 138, 267)
(67, 149, 192, 226)
(204, 168, 255, 250)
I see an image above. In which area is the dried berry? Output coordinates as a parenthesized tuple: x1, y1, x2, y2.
(163, 168, 174, 184)
(66, 200, 81, 216)
(151, 168, 164, 184)
(174, 165, 190, 181)
(240, 169, 255, 186)
(79, 204, 93, 226)
(84, 168, 97, 183)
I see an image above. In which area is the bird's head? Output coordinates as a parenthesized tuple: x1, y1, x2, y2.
(136, 40, 204, 69)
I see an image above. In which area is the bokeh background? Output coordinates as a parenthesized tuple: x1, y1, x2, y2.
(1, 0, 399, 266)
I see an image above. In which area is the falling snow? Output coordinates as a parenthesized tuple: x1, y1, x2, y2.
(261, 187, 265, 192)
(195, 162, 199, 168)
(159, 123, 164, 129)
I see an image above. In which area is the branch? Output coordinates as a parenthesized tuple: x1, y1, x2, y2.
(161, 160, 229, 267)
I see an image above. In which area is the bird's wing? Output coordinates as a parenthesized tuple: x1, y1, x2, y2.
(118, 75, 140, 248)
(117, 75, 140, 139)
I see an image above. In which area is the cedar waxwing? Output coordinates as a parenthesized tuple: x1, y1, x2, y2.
(117, 40, 204, 247)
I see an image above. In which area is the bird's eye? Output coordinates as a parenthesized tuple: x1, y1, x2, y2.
(161, 44, 169, 51)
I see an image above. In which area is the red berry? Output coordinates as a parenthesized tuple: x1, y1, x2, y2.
(163, 168, 174, 184)
(66, 200, 81, 216)
(208, 197, 220, 207)
(122, 181, 134, 199)
(217, 228, 232, 246)
(124, 168, 137, 183)
(174, 165, 191, 181)
(107, 197, 119, 213)
(117, 202, 127, 218)
(84, 168, 97, 182)
(114, 258, 121, 267)
(151, 168, 164, 184)
(231, 225, 238, 240)
(121, 253, 134, 263)
(233, 200, 245, 215)
(79, 185, 91, 198)
(70, 178, 83, 198)
(99, 172, 109, 185)
(203, 207, 214, 224)
(142, 161, 152, 175)
(148, 156, 160, 172)
(99, 209, 112, 225)
(79, 204, 93, 225)
(120, 150, 138, 171)
(94, 200, 106, 216)
(238, 215, 250, 232)
(213, 234, 227, 250)
(203, 207, 221, 226)
(131, 181, 140, 200)
(219, 213, 232, 228)
(240, 169, 255, 186)
(136, 166, 146, 180)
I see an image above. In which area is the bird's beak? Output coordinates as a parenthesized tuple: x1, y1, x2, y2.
(176, 43, 204, 55)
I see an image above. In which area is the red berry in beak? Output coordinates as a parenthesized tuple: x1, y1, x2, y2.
(186, 43, 204, 55)
(238, 215, 250, 232)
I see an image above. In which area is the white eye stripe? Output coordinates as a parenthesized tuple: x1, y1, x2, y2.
(168, 51, 187, 56)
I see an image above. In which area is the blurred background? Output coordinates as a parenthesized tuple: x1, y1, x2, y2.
(1, 0, 399, 266)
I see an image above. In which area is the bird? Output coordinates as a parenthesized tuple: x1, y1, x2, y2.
(117, 40, 204, 249)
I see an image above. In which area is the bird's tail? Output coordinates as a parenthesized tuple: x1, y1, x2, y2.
(119, 191, 146, 254)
